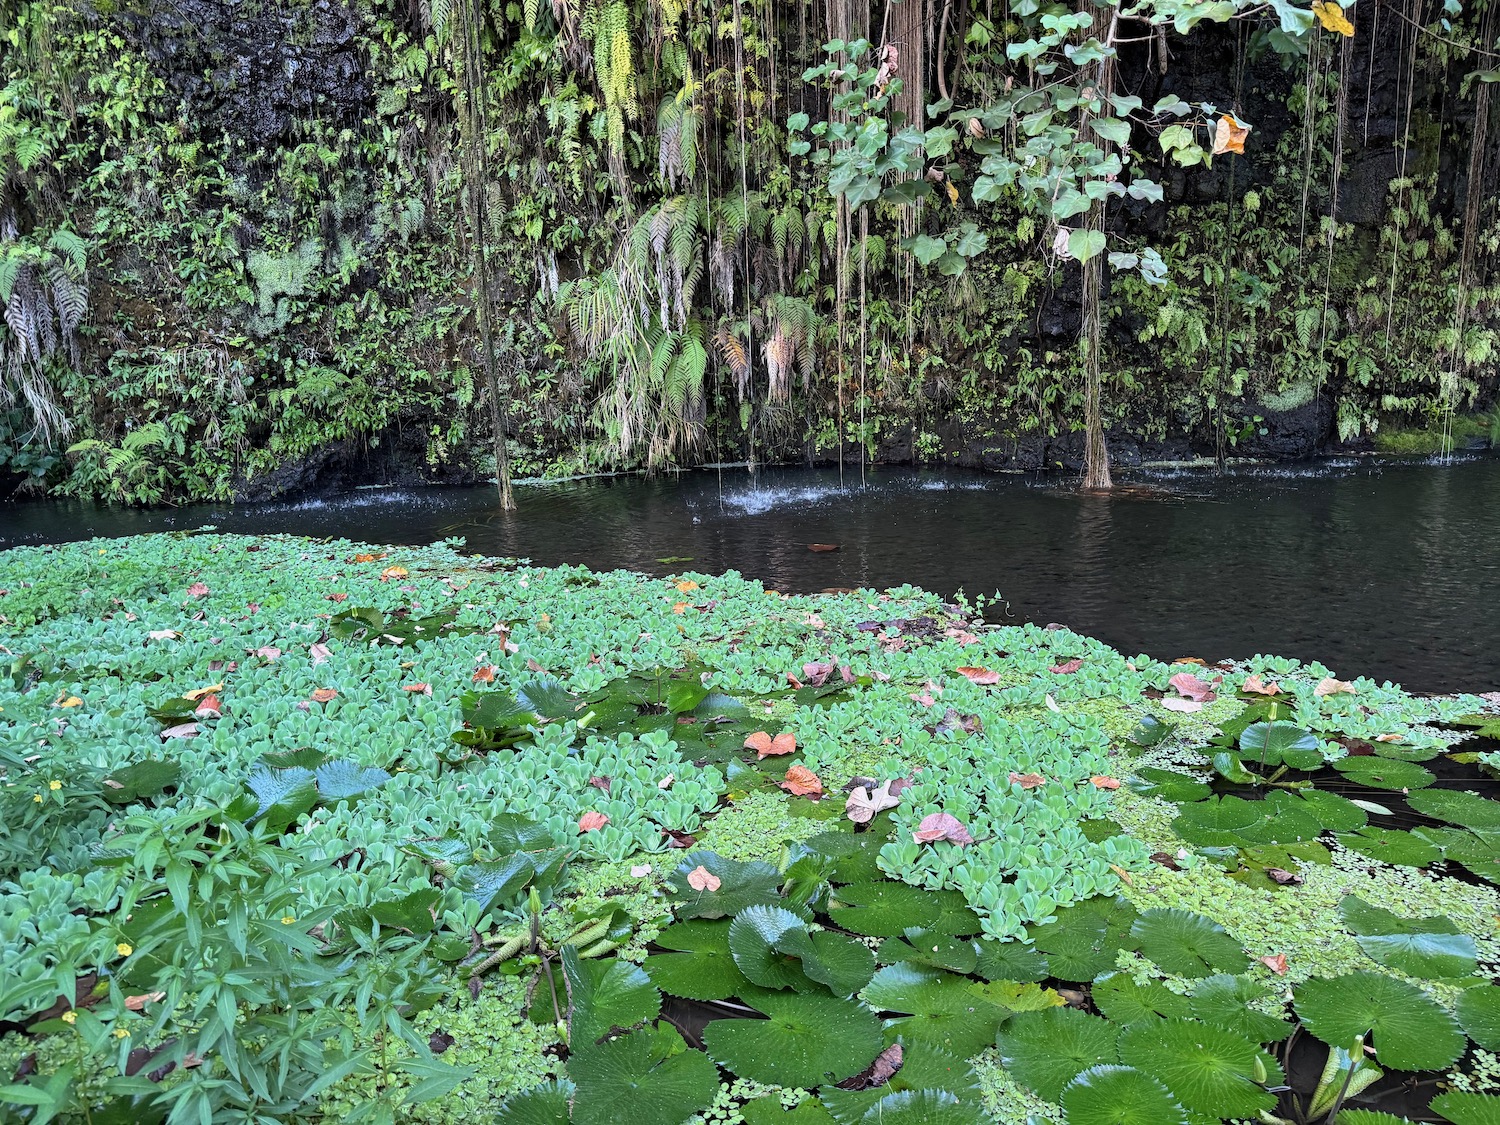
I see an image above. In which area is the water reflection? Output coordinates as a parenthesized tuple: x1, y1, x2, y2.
(2, 458, 1496, 691)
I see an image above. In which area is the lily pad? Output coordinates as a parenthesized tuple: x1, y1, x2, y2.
(493, 1079, 575, 1125)
(1334, 827, 1442, 867)
(1188, 975, 1294, 1042)
(643, 920, 749, 1001)
(564, 946, 661, 1046)
(741, 1101, 837, 1124)
(1059, 1065, 1191, 1125)
(852, 1090, 983, 1125)
(1338, 895, 1478, 978)
(1430, 1092, 1500, 1125)
(973, 939, 1050, 983)
(800, 832, 885, 884)
(818, 1041, 982, 1125)
(1026, 896, 1139, 982)
(860, 964, 1015, 1057)
(731, 904, 820, 990)
(669, 852, 788, 920)
(1172, 796, 1266, 848)
(570, 1024, 720, 1125)
(995, 1006, 1121, 1100)
(1456, 985, 1500, 1051)
(703, 987, 883, 1087)
(1406, 789, 1500, 831)
(100, 759, 181, 805)
(1332, 757, 1435, 790)
(1239, 721, 1323, 770)
(1117, 1018, 1280, 1118)
(1130, 909, 1249, 978)
(1293, 789, 1369, 832)
(314, 760, 391, 802)
(826, 881, 980, 937)
(1293, 971, 1465, 1070)
(1128, 767, 1210, 803)
(1092, 973, 1192, 1025)
(876, 931, 979, 975)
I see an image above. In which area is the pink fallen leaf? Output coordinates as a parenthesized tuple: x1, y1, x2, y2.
(744, 731, 797, 758)
(1241, 674, 1281, 695)
(309, 688, 338, 703)
(256, 645, 282, 661)
(1089, 775, 1122, 790)
(630, 864, 653, 878)
(956, 666, 1000, 685)
(402, 682, 433, 695)
(147, 630, 179, 641)
(186, 582, 210, 598)
(657, 773, 675, 790)
(1050, 659, 1084, 675)
(578, 811, 609, 832)
(909, 692, 936, 707)
(1259, 953, 1289, 976)
(309, 643, 332, 665)
(802, 661, 836, 686)
(780, 765, 824, 798)
(1315, 677, 1357, 697)
(1009, 771, 1047, 790)
(845, 781, 902, 825)
(686, 865, 722, 892)
(193, 694, 222, 718)
(1168, 671, 1218, 703)
(125, 991, 166, 1011)
(588, 776, 612, 794)
(1161, 697, 1204, 713)
(912, 812, 974, 846)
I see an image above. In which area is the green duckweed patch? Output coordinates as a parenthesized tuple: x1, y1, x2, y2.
(1, 533, 1498, 1124)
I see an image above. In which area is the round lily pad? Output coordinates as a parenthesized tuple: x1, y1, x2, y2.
(1334, 827, 1442, 867)
(1338, 895, 1478, 979)
(1294, 789, 1369, 833)
(1059, 1065, 1191, 1125)
(1128, 767, 1211, 803)
(1130, 908, 1249, 978)
(1332, 757, 1435, 790)
(1456, 985, 1500, 1051)
(1407, 789, 1500, 831)
(852, 1090, 984, 1125)
(826, 881, 980, 937)
(818, 1041, 982, 1125)
(570, 1024, 721, 1125)
(1239, 721, 1323, 770)
(1293, 971, 1465, 1071)
(860, 963, 1014, 1058)
(1188, 974, 1294, 1042)
(730, 904, 817, 991)
(1429, 1091, 1500, 1124)
(643, 920, 748, 1001)
(703, 987, 883, 1087)
(1027, 895, 1139, 982)
(493, 1079, 575, 1125)
(1117, 1018, 1280, 1118)
(1172, 796, 1267, 848)
(1092, 973, 1192, 1025)
(995, 1006, 1121, 1101)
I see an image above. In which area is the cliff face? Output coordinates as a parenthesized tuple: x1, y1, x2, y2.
(2, 0, 1495, 502)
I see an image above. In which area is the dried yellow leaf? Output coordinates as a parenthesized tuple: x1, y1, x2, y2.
(1312, 1, 1355, 36)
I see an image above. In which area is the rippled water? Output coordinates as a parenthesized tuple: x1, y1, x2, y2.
(4, 457, 1497, 692)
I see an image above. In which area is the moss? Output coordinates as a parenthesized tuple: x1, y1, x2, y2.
(695, 790, 828, 865)
(317, 976, 560, 1123)
(1374, 413, 1495, 453)
(972, 1047, 1065, 1125)
(548, 857, 671, 958)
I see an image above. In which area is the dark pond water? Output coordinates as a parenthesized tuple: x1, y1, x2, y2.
(3, 456, 1497, 692)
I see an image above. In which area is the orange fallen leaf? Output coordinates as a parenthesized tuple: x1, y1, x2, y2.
(673, 602, 689, 614)
(1259, 953, 1289, 976)
(1050, 659, 1084, 675)
(380, 566, 408, 581)
(744, 731, 798, 758)
(956, 666, 1000, 685)
(1173, 657, 1207, 665)
(1242, 674, 1281, 695)
(578, 811, 610, 832)
(125, 991, 166, 1011)
(1009, 771, 1047, 790)
(1374, 733, 1403, 743)
(193, 694, 222, 718)
(1211, 113, 1252, 155)
(1312, 0, 1355, 35)
(472, 665, 497, 683)
(310, 688, 338, 703)
(686, 865, 722, 892)
(402, 682, 432, 695)
(675, 580, 699, 592)
(56, 695, 83, 708)
(327, 592, 348, 602)
(353, 553, 385, 563)
(1315, 677, 1357, 697)
(1109, 863, 1135, 886)
(183, 683, 223, 702)
(1090, 775, 1122, 790)
(780, 765, 824, 798)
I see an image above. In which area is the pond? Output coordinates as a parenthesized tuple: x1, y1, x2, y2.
(3, 455, 1497, 693)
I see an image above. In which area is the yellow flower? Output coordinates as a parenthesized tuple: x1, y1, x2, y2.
(113, 1027, 130, 1040)
(116, 942, 133, 957)
(33, 793, 43, 803)
(49, 780, 62, 791)
(61, 1011, 77, 1025)
(280, 915, 296, 925)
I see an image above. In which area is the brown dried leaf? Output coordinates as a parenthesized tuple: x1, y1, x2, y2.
(1049, 659, 1084, 675)
(912, 812, 974, 845)
(845, 781, 902, 825)
(1089, 775, 1122, 790)
(956, 666, 1000, 685)
(744, 731, 798, 758)
(1259, 952, 1289, 975)
(309, 688, 338, 703)
(1241, 674, 1281, 695)
(577, 811, 609, 832)
(1008, 771, 1047, 790)
(780, 765, 824, 798)
(1169, 671, 1218, 703)
(1315, 677, 1357, 697)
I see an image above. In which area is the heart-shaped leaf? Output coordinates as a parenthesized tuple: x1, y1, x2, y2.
(643, 920, 749, 1001)
(1117, 1018, 1280, 1117)
(570, 1024, 719, 1125)
(1059, 1065, 1191, 1125)
(703, 987, 883, 1087)
(1294, 971, 1465, 1070)
(1130, 909, 1249, 977)
(826, 881, 980, 937)
(995, 1006, 1121, 1100)
(1338, 895, 1478, 978)
(564, 946, 662, 1046)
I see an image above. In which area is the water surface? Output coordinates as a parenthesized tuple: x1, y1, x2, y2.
(3, 458, 1496, 692)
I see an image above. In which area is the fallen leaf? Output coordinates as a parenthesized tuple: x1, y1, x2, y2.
(310, 688, 338, 703)
(1211, 113, 1252, 155)
(687, 865, 722, 892)
(1150, 851, 1183, 871)
(802, 661, 836, 686)
(780, 765, 824, 798)
(845, 780, 902, 824)
(1312, 0, 1355, 35)
(1168, 671, 1218, 703)
(56, 695, 83, 708)
(808, 543, 841, 552)
(838, 1043, 904, 1091)
(1265, 867, 1303, 885)
(193, 694, 222, 718)
(663, 829, 696, 848)
(327, 592, 348, 602)
(912, 812, 974, 845)
(578, 811, 610, 832)
(910, 691, 936, 707)
(309, 643, 332, 665)
(472, 665, 497, 683)
(673, 602, 689, 614)
(630, 864, 653, 878)
(1241, 674, 1281, 695)
(1374, 733, 1403, 743)
(160, 722, 199, 740)
(1161, 697, 1204, 713)
(147, 630, 179, 641)
(588, 776, 611, 794)
(1009, 772, 1047, 789)
(1173, 657, 1207, 665)
(675, 580, 699, 592)
(256, 646, 282, 661)
(956, 666, 1000, 685)
(1109, 863, 1135, 886)
(1259, 953, 1289, 976)
(353, 553, 384, 563)
(1315, 677, 1357, 697)
(1049, 658, 1084, 675)
(380, 566, 409, 581)
(402, 682, 432, 695)
(183, 683, 223, 702)
(657, 773, 675, 790)
(124, 992, 166, 1011)
(186, 582, 210, 598)
(1089, 775, 1122, 790)
(744, 731, 798, 758)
